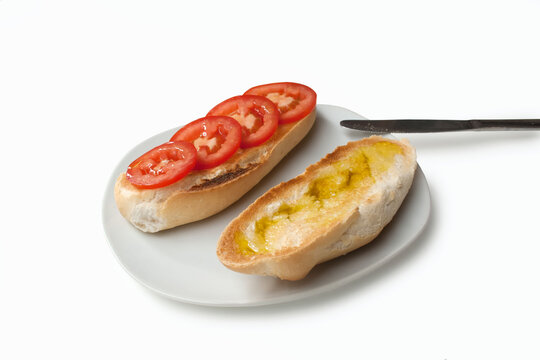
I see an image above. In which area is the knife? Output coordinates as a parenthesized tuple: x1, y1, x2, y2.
(339, 119, 540, 133)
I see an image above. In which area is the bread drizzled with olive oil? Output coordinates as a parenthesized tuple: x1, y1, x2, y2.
(217, 136, 417, 280)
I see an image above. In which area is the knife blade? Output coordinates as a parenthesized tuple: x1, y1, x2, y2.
(339, 119, 540, 133)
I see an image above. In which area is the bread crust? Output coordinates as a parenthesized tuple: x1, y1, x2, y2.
(114, 109, 316, 232)
(216, 136, 417, 280)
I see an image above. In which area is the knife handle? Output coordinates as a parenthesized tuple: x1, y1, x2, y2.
(470, 119, 540, 131)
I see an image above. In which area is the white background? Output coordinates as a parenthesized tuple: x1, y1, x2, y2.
(1, 0, 539, 359)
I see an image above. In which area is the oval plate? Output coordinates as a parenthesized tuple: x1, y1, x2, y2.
(102, 105, 431, 307)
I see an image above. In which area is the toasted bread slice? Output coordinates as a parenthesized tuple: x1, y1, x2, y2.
(217, 136, 417, 280)
(114, 109, 316, 232)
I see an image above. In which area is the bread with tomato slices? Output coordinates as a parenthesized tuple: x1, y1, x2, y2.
(216, 136, 416, 280)
(114, 83, 317, 233)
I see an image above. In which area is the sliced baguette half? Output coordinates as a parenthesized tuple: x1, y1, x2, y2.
(114, 109, 316, 233)
(217, 135, 417, 280)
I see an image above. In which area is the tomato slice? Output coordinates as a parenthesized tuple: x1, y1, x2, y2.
(170, 116, 242, 170)
(207, 95, 279, 148)
(126, 141, 197, 189)
(244, 82, 317, 124)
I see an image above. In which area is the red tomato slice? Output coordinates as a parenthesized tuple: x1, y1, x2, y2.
(244, 82, 317, 124)
(170, 116, 242, 170)
(207, 95, 279, 148)
(126, 141, 197, 189)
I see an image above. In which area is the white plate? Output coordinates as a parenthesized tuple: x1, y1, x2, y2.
(102, 105, 431, 307)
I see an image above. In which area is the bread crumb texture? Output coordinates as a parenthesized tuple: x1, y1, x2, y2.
(234, 140, 404, 255)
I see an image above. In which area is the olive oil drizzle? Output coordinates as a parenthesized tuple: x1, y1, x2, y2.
(234, 141, 402, 255)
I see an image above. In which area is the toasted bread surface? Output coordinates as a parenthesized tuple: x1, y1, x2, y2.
(114, 109, 316, 232)
(217, 136, 417, 280)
